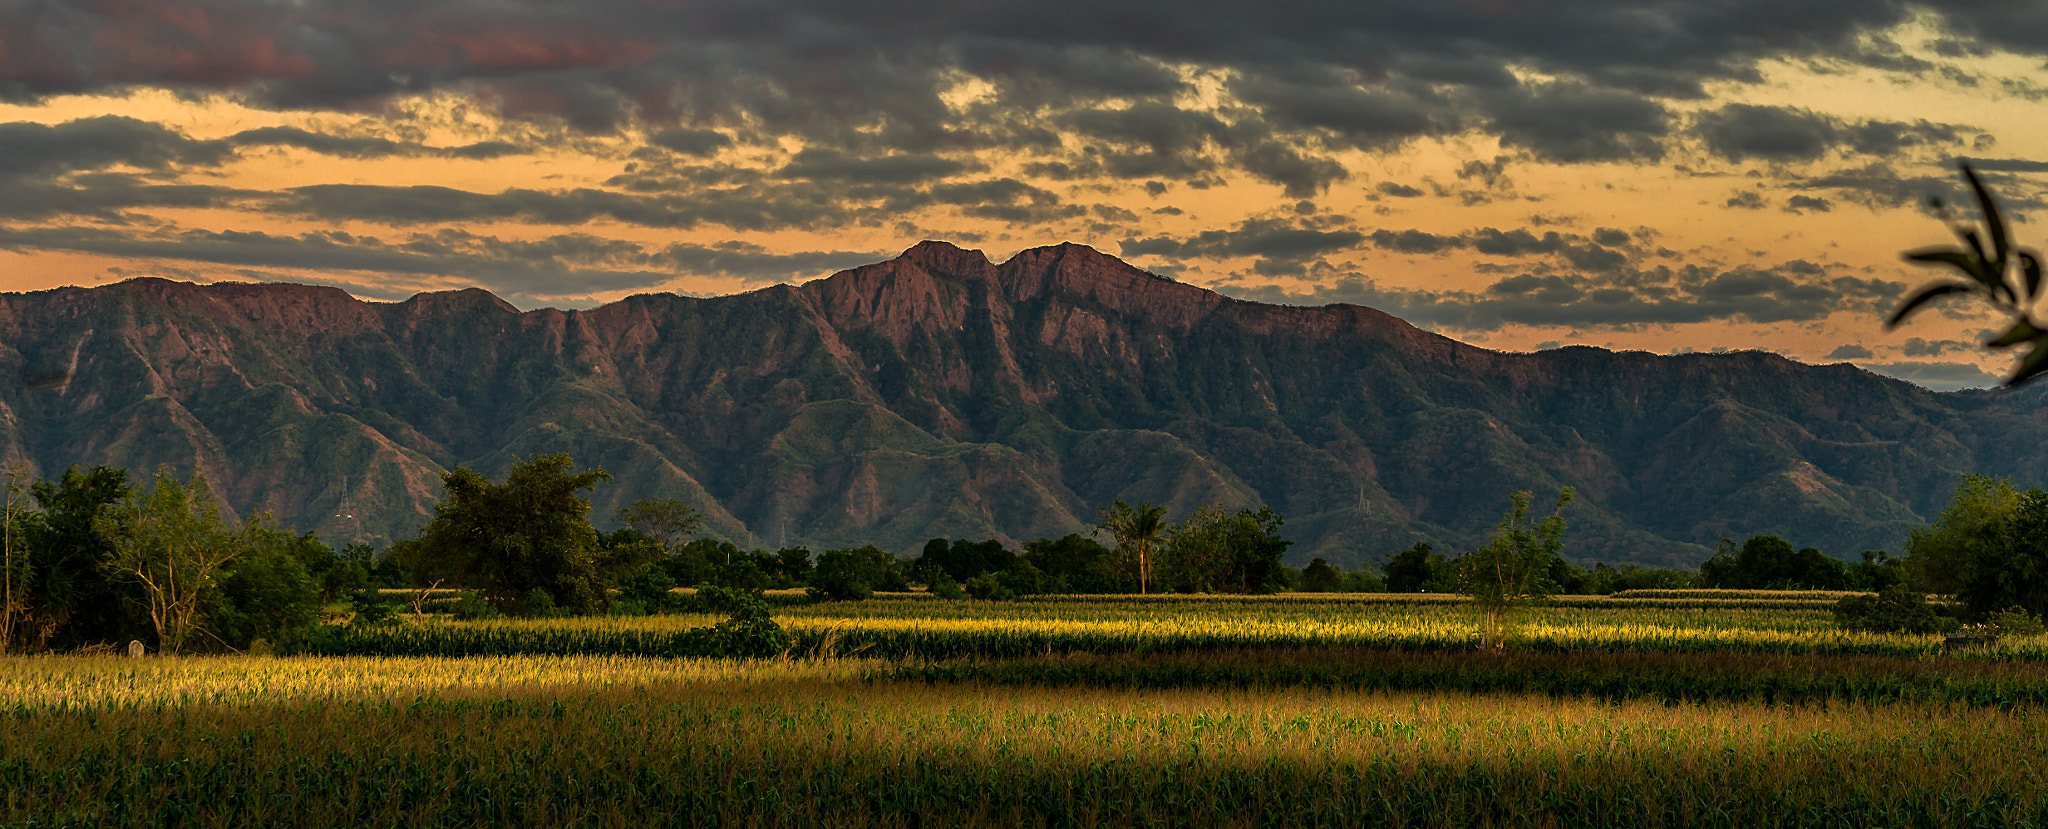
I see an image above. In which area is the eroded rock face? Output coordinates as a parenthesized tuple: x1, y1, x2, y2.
(1, 241, 2042, 567)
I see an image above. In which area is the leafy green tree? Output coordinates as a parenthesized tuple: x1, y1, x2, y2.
(1383, 542, 1440, 593)
(774, 547, 814, 584)
(808, 545, 902, 601)
(1903, 475, 2019, 598)
(916, 537, 1016, 583)
(1022, 534, 1121, 593)
(1302, 557, 1340, 592)
(206, 526, 324, 649)
(613, 498, 705, 557)
(1096, 500, 1168, 594)
(1162, 505, 1290, 593)
(1850, 550, 1907, 591)
(94, 467, 254, 655)
(396, 454, 637, 615)
(0, 465, 36, 652)
(1458, 488, 1572, 649)
(20, 466, 135, 651)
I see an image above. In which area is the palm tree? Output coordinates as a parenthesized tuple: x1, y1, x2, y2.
(1098, 500, 1169, 594)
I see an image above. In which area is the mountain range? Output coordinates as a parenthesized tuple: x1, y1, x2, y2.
(6, 240, 2047, 569)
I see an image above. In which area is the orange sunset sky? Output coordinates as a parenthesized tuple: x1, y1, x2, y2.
(2, 1, 2047, 390)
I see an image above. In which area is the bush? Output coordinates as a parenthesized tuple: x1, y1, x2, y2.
(963, 573, 1014, 601)
(1834, 586, 1944, 634)
(925, 572, 965, 600)
(347, 589, 400, 625)
(695, 586, 792, 657)
(1985, 606, 2047, 637)
(448, 591, 500, 621)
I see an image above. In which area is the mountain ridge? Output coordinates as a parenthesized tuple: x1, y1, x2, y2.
(4, 241, 2043, 568)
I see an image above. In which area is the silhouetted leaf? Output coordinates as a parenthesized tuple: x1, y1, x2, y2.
(1964, 163, 2011, 277)
(1885, 282, 1974, 328)
(1986, 318, 2046, 348)
(2011, 342, 2048, 386)
(2022, 252, 2042, 303)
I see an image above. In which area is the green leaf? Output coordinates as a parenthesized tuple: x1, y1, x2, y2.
(1985, 317, 2046, 349)
(1885, 282, 1975, 329)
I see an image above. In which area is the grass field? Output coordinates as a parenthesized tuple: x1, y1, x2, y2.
(8, 592, 2047, 827)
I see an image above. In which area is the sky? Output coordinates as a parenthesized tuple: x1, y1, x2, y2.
(3, 2, 2047, 391)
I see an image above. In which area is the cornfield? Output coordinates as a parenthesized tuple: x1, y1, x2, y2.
(11, 593, 2048, 827)
(284, 595, 2011, 661)
(6, 653, 2048, 827)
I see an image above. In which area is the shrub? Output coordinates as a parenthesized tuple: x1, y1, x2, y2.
(448, 591, 500, 621)
(925, 572, 965, 600)
(1834, 585, 1944, 634)
(1985, 605, 2047, 637)
(347, 589, 400, 625)
(964, 573, 1014, 601)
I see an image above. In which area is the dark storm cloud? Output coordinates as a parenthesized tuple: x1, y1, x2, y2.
(1785, 195, 1832, 213)
(648, 129, 733, 157)
(1476, 82, 1671, 163)
(1827, 344, 1875, 359)
(0, 177, 252, 221)
(1228, 75, 1447, 150)
(1220, 258, 1902, 331)
(0, 116, 230, 180)
(1692, 104, 1972, 163)
(0, 0, 2037, 193)
(652, 241, 887, 281)
(775, 148, 970, 184)
(1121, 217, 1366, 272)
(228, 126, 411, 159)
(0, 222, 789, 300)
(1792, 163, 1968, 208)
(275, 182, 853, 231)
(1360, 225, 1632, 272)
(227, 126, 537, 160)
(273, 170, 1086, 232)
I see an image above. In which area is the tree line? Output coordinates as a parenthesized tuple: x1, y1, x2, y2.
(0, 465, 372, 655)
(9, 446, 2048, 653)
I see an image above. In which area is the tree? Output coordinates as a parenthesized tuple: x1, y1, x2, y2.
(0, 465, 34, 653)
(6, 466, 136, 652)
(1383, 542, 1440, 593)
(396, 454, 627, 615)
(1886, 162, 2048, 385)
(1458, 488, 1572, 649)
(1023, 533, 1121, 593)
(916, 537, 1016, 583)
(207, 526, 324, 649)
(94, 467, 254, 655)
(613, 498, 705, 557)
(809, 545, 902, 602)
(1097, 500, 1168, 594)
(1903, 475, 2019, 598)
(1161, 505, 1290, 593)
(1302, 558, 1340, 592)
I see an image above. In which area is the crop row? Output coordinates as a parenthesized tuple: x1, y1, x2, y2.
(3, 655, 2045, 828)
(280, 603, 2011, 662)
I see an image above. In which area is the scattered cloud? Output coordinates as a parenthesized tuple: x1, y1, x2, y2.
(1857, 360, 2001, 391)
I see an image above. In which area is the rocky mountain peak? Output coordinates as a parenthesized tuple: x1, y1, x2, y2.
(1, 243, 2039, 567)
(897, 240, 998, 282)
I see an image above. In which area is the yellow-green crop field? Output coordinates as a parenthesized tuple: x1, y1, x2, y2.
(8, 593, 2048, 827)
